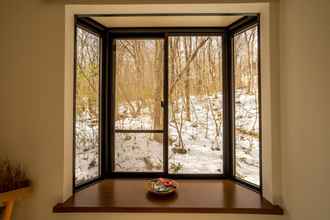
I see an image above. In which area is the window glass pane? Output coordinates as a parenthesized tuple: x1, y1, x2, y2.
(168, 36, 223, 174)
(115, 39, 164, 130)
(75, 27, 100, 185)
(114, 39, 164, 172)
(114, 133, 163, 172)
(233, 26, 260, 186)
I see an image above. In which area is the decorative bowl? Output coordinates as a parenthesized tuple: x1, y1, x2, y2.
(146, 178, 178, 196)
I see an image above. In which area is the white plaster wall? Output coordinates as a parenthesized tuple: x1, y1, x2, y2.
(279, 0, 330, 219)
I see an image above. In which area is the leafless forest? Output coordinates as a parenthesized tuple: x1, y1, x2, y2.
(75, 26, 260, 186)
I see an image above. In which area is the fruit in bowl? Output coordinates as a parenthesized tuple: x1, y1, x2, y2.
(147, 178, 178, 195)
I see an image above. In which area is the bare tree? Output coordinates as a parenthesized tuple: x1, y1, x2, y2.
(183, 37, 192, 121)
(153, 41, 163, 142)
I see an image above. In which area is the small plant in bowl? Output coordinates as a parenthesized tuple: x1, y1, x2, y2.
(0, 158, 30, 193)
(146, 178, 178, 196)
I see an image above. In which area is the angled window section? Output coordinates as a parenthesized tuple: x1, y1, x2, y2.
(233, 25, 261, 187)
(74, 26, 101, 186)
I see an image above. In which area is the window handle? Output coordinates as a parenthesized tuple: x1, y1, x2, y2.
(161, 101, 164, 108)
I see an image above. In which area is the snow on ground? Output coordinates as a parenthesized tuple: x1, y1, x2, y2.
(235, 90, 260, 185)
(75, 112, 100, 185)
(115, 133, 163, 172)
(168, 94, 223, 174)
(115, 104, 157, 130)
(75, 91, 260, 186)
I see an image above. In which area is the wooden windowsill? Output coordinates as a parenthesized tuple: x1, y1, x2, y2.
(53, 179, 283, 215)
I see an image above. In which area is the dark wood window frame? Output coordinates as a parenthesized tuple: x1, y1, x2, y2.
(73, 15, 262, 193)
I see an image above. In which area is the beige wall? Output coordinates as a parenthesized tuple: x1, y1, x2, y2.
(0, 0, 329, 220)
(279, 0, 330, 219)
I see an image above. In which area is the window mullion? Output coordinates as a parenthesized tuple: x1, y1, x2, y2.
(222, 30, 234, 178)
(109, 34, 116, 176)
(164, 33, 169, 175)
(101, 29, 110, 178)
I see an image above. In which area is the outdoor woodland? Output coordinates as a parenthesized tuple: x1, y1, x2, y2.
(74, 26, 260, 186)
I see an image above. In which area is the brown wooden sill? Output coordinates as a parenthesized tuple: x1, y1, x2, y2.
(53, 179, 283, 215)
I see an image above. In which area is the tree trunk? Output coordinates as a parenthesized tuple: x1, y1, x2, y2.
(153, 41, 163, 143)
(184, 37, 191, 121)
(244, 31, 255, 94)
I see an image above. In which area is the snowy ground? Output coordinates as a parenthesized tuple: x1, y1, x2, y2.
(113, 94, 223, 174)
(75, 112, 100, 185)
(114, 133, 163, 172)
(75, 91, 260, 185)
(234, 90, 260, 185)
(168, 94, 223, 174)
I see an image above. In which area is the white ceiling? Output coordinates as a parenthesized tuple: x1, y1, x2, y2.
(90, 15, 243, 28)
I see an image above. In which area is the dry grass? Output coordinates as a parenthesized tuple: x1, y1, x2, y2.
(0, 158, 30, 193)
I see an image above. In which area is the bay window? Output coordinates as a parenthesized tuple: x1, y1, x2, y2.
(73, 15, 261, 190)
